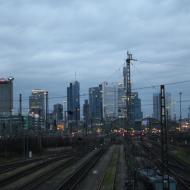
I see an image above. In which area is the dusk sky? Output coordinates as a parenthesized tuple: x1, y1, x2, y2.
(0, 0, 190, 117)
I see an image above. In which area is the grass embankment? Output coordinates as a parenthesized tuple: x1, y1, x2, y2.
(171, 147, 190, 165)
(101, 146, 119, 190)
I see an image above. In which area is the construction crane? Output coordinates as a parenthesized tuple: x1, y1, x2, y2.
(123, 51, 137, 128)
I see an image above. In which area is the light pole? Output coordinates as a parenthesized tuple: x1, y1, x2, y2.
(179, 92, 182, 131)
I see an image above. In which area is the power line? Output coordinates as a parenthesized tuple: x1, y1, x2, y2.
(133, 79, 190, 91)
(133, 64, 155, 88)
(8, 79, 190, 103)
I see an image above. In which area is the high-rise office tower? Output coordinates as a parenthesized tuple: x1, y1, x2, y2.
(29, 89, 48, 129)
(153, 92, 171, 121)
(63, 100, 67, 121)
(118, 83, 126, 118)
(83, 99, 90, 125)
(67, 81, 80, 121)
(118, 83, 143, 122)
(102, 82, 118, 119)
(131, 92, 143, 121)
(89, 85, 103, 121)
(153, 93, 160, 121)
(0, 77, 14, 115)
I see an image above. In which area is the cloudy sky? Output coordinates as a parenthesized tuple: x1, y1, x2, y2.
(0, 0, 190, 116)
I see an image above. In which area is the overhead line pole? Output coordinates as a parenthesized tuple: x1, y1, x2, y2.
(124, 52, 137, 128)
(179, 92, 182, 131)
(19, 94, 23, 129)
(160, 85, 169, 190)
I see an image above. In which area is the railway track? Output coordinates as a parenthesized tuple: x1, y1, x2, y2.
(19, 157, 75, 190)
(169, 169, 190, 190)
(56, 148, 105, 190)
(0, 153, 74, 188)
(0, 147, 107, 190)
(0, 158, 42, 174)
(140, 140, 190, 190)
(97, 147, 119, 190)
(0, 151, 73, 174)
(144, 139, 190, 169)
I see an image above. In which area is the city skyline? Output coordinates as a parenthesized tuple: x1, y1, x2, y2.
(0, 0, 190, 118)
(0, 75, 188, 120)
(4, 74, 189, 120)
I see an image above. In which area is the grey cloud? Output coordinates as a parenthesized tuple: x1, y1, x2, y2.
(0, 0, 190, 116)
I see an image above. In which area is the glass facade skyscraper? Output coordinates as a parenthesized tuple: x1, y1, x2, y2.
(29, 89, 48, 129)
(67, 81, 80, 121)
(89, 85, 103, 121)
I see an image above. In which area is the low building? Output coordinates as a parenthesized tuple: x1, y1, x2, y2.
(0, 115, 22, 136)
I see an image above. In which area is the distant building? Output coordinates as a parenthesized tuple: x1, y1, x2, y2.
(131, 92, 143, 121)
(88, 82, 142, 124)
(53, 104, 63, 122)
(48, 113, 56, 130)
(102, 82, 118, 119)
(29, 89, 48, 129)
(116, 82, 143, 123)
(153, 92, 171, 121)
(117, 83, 126, 118)
(63, 100, 67, 121)
(0, 77, 14, 115)
(67, 81, 80, 121)
(0, 115, 21, 136)
(89, 85, 103, 121)
(83, 99, 90, 126)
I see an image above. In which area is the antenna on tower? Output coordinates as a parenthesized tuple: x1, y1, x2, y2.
(75, 72, 77, 81)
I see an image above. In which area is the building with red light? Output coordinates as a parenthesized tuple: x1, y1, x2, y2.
(0, 77, 14, 115)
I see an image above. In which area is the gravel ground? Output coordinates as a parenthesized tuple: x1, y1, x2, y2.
(115, 145, 127, 190)
(74, 145, 126, 190)
(74, 146, 115, 190)
(1, 158, 71, 190)
(33, 148, 100, 190)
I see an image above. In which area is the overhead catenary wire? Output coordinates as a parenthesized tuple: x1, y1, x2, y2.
(4, 79, 190, 104)
(133, 63, 156, 89)
(133, 79, 190, 90)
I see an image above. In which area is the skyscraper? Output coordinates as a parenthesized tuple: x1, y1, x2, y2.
(83, 99, 90, 125)
(153, 92, 171, 121)
(29, 89, 48, 129)
(118, 83, 126, 118)
(63, 100, 67, 121)
(102, 82, 118, 119)
(53, 104, 63, 122)
(67, 81, 80, 121)
(131, 92, 143, 121)
(153, 93, 160, 121)
(89, 85, 103, 121)
(0, 77, 14, 115)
